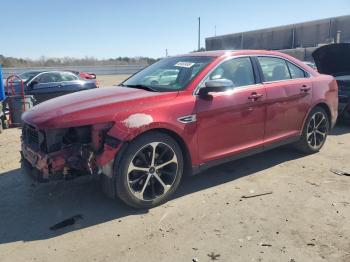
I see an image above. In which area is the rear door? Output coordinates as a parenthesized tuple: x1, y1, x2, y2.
(59, 72, 85, 93)
(196, 56, 266, 163)
(60, 72, 96, 93)
(256, 56, 312, 145)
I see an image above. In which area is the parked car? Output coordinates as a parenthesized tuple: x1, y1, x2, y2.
(7, 71, 98, 104)
(68, 70, 97, 80)
(142, 69, 179, 85)
(21, 50, 338, 209)
(313, 43, 350, 121)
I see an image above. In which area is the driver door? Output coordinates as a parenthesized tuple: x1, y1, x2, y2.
(196, 57, 266, 163)
(28, 72, 62, 104)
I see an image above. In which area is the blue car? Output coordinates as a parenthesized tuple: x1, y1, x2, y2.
(6, 71, 98, 104)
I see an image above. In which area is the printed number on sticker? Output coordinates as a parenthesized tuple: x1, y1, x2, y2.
(174, 62, 195, 68)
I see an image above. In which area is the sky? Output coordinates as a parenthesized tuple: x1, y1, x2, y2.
(0, 0, 349, 59)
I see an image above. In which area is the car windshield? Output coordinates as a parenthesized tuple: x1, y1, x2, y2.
(122, 56, 214, 91)
(18, 71, 41, 82)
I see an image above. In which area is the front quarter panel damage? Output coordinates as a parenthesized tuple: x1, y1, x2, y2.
(122, 113, 153, 129)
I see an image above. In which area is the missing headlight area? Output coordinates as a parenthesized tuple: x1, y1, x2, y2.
(21, 123, 120, 182)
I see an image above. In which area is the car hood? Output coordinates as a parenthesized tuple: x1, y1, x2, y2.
(22, 86, 178, 129)
(312, 43, 350, 76)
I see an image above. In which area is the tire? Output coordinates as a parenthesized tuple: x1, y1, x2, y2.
(115, 132, 184, 209)
(294, 106, 329, 154)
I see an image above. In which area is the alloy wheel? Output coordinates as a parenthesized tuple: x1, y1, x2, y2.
(306, 112, 328, 149)
(127, 142, 178, 201)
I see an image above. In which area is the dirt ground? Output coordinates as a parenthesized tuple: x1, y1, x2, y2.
(0, 77, 350, 261)
(96, 74, 130, 86)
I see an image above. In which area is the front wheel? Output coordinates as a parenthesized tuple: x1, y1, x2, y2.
(115, 132, 184, 209)
(294, 107, 329, 154)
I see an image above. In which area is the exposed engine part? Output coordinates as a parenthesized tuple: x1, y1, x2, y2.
(21, 122, 119, 181)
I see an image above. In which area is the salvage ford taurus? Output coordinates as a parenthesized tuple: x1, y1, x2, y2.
(21, 50, 338, 209)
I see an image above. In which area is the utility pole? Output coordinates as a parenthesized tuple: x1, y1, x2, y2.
(336, 30, 342, 43)
(198, 17, 201, 51)
(165, 48, 168, 57)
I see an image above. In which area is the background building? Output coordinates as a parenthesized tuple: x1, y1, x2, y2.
(205, 15, 350, 61)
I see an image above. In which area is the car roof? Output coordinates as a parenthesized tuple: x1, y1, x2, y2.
(20, 70, 45, 74)
(176, 49, 319, 77)
(178, 49, 294, 58)
(22, 70, 77, 75)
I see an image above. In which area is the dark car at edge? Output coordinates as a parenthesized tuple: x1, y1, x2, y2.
(313, 43, 350, 121)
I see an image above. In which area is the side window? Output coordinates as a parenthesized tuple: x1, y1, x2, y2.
(36, 73, 53, 84)
(208, 57, 255, 87)
(60, 72, 78, 81)
(287, 62, 306, 79)
(257, 57, 291, 82)
(35, 73, 61, 85)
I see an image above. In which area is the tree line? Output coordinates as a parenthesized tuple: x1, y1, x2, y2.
(0, 55, 158, 68)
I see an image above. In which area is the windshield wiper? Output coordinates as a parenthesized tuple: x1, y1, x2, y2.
(122, 84, 157, 92)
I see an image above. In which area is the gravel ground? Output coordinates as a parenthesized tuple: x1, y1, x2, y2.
(96, 74, 130, 87)
(0, 89, 349, 261)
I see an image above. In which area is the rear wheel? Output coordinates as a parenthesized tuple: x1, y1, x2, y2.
(115, 132, 183, 209)
(294, 107, 329, 154)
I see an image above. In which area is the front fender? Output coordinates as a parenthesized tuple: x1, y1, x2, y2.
(107, 109, 199, 165)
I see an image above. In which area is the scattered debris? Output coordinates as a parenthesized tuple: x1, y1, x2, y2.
(306, 181, 320, 187)
(192, 258, 199, 262)
(260, 243, 272, 247)
(192, 247, 198, 251)
(50, 214, 83, 231)
(307, 243, 315, 246)
(330, 168, 350, 176)
(241, 192, 273, 199)
(207, 252, 221, 260)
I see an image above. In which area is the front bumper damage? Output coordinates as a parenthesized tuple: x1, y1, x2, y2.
(21, 124, 122, 182)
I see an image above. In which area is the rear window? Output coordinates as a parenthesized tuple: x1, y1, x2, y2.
(287, 62, 306, 79)
(258, 57, 291, 82)
(60, 72, 78, 81)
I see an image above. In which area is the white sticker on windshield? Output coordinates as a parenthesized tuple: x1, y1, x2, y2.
(174, 62, 195, 68)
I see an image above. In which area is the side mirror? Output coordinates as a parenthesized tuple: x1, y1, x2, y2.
(198, 79, 234, 96)
(28, 80, 38, 89)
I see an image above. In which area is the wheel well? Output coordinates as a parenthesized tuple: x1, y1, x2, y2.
(135, 128, 192, 174)
(315, 103, 332, 129)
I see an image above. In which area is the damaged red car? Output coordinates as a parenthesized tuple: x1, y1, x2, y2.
(21, 50, 338, 208)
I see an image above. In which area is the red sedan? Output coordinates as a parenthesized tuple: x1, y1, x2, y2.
(21, 50, 338, 208)
(68, 70, 96, 80)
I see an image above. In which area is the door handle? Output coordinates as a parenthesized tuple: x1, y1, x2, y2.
(248, 92, 263, 101)
(300, 85, 311, 93)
